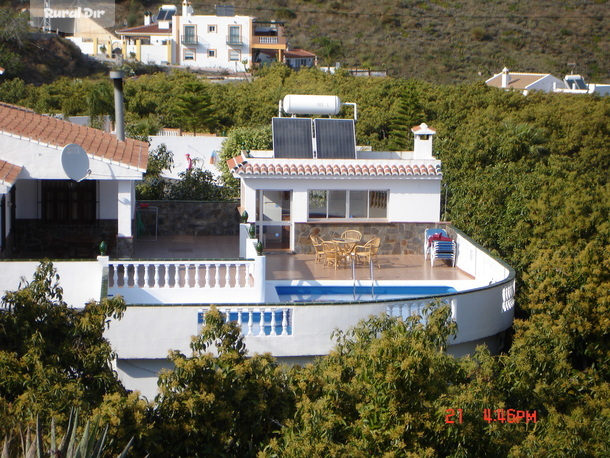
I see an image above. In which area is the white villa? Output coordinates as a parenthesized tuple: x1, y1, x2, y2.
(0, 90, 515, 399)
(68, 2, 293, 72)
(486, 68, 564, 95)
(487, 68, 610, 96)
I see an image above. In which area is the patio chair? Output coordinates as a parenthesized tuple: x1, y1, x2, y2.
(354, 237, 381, 268)
(322, 241, 347, 270)
(310, 234, 326, 263)
(429, 239, 456, 267)
(341, 229, 362, 242)
(424, 228, 449, 260)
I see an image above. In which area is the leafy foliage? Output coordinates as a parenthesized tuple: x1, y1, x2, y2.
(218, 125, 272, 198)
(0, 262, 128, 439)
(149, 307, 294, 457)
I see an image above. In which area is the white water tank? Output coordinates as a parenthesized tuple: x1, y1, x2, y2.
(283, 95, 341, 115)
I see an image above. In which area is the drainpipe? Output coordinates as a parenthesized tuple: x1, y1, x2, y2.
(109, 70, 125, 141)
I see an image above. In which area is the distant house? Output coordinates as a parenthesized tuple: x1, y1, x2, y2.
(256, 47, 317, 70)
(68, 1, 289, 72)
(486, 68, 564, 94)
(553, 74, 610, 96)
(284, 49, 317, 70)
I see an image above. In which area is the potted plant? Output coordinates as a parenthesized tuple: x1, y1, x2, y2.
(248, 223, 256, 239)
(240, 210, 248, 223)
(255, 241, 264, 256)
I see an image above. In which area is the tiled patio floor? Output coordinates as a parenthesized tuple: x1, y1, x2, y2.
(133, 236, 473, 282)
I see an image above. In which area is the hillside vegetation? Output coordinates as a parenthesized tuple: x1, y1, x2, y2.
(112, 0, 610, 83)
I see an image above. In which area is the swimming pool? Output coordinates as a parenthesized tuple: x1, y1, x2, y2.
(275, 285, 457, 303)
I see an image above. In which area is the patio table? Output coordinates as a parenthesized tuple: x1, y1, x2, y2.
(333, 238, 358, 257)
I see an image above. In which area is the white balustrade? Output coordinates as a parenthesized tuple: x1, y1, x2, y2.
(109, 260, 255, 290)
(199, 307, 293, 336)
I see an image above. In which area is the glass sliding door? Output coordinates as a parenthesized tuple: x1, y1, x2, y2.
(257, 190, 291, 250)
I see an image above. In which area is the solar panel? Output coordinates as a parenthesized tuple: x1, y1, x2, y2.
(157, 9, 175, 21)
(314, 119, 356, 159)
(272, 118, 314, 158)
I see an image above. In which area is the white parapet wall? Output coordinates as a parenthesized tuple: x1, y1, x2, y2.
(0, 259, 106, 307)
(107, 256, 266, 304)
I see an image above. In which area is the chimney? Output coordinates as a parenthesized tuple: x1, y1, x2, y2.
(501, 67, 511, 88)
(109, 70, 125, 142)
(412, 123, 436, 159)
(182, 0, 193, 17)
(144, 11, 151, 26)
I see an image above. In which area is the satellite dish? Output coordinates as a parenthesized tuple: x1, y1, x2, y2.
(61, 143, 91, 182)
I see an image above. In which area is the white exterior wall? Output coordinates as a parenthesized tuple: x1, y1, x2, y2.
(0, 136, 143, 181)
(149, 135, 226, 179)
(106, 275, 514, 398)
(66, 37, 95, 55)
(0, 260, 106, 307)
(117, 180, 134, 237)
(134, 43, 171, 64)
(528, 74, 564, 93)
(173, 14, 252, 70)
(241, 175, 442, 224)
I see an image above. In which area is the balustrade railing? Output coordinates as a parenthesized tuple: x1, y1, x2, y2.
(109, 260, 254, 289)
(199, 307, 292, 336)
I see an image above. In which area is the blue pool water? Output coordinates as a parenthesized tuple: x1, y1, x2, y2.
(275, 285, 457, 303)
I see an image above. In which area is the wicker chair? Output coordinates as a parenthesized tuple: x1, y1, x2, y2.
(354, 237, 381, 268)
(340, 229, 362, 242)
(322, 241, 347, 270)
(310, 234, 326, 263)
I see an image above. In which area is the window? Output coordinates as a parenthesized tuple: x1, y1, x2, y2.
(41, 180, 96, 225)
(184, 49, 195, 60)
(208, 49, 216, 58)
(208, 24, 216, 33)
(183, 25, 196, 44)
(229, 49, 240, 61)
(308, 190, 388, 220)
(228, 25, 241, 44)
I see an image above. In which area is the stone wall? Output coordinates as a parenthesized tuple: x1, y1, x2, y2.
(138, 201, 241, 237)
(295, 222, 454, 255)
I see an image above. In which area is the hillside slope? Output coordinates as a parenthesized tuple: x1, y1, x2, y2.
(114, 0, 609, 83)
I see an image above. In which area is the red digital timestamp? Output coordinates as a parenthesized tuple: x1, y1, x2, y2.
(445, 408, 537, 424)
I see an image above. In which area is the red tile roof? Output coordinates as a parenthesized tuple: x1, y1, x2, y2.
(285, 49, 316, 58)
(229, 157, 442, 177)
(0, 103, 148, 171)
(0, 159, 22, 186)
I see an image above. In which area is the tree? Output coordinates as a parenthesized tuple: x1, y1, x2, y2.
(313, 36, 343, 68)
(171, 80, 217, 135)
(387, 81, 426, 150)
(269, 303, 481, 456)
(0, 261, 127, 430)
(218, 125, 272, 198)
(168, 159, 224, 201)
(86, 81, 114, 130)
(149, 307, 294, 457)
(135, 144, 174, 200)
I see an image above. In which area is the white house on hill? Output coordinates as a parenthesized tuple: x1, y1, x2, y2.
(0, 93, 515, 399)
(486, 67, 564, 95)
(68, 2, 291, 72)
